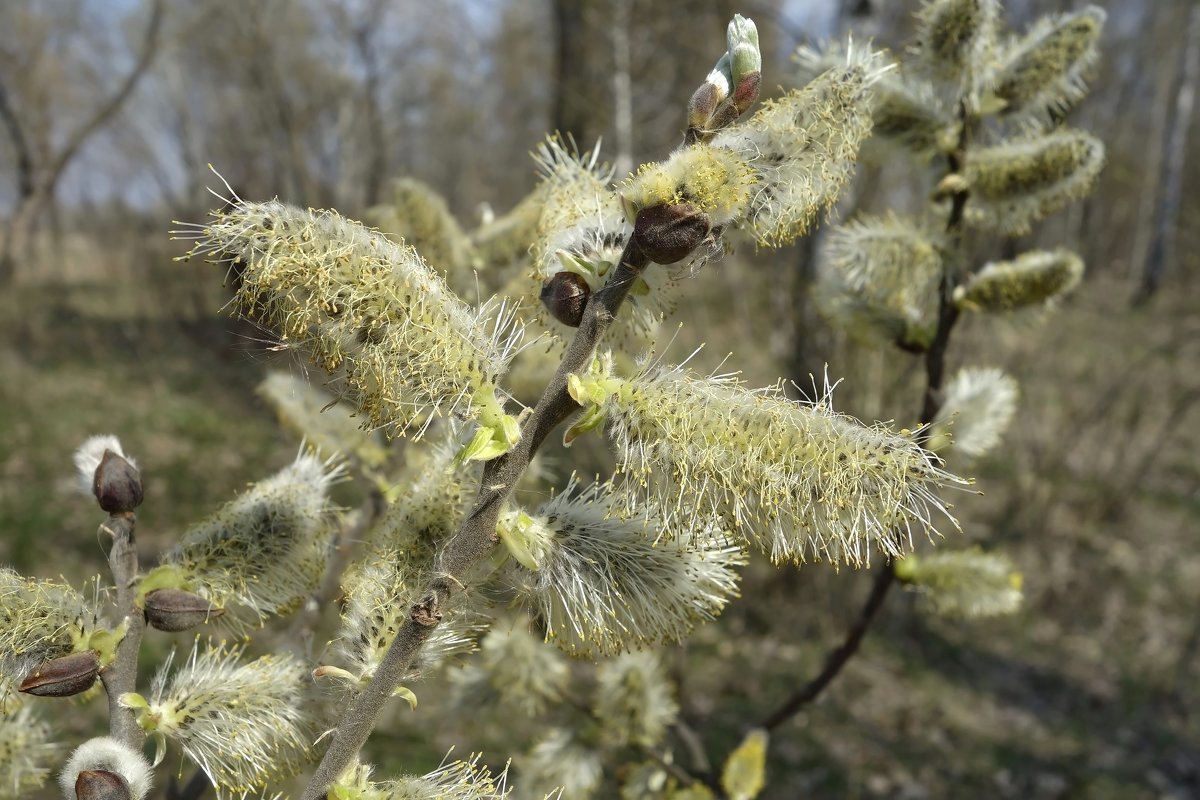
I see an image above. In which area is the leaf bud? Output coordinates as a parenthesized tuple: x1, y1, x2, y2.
(19, 650, 100, 697)
(93, 450, 143, 515)
(142, 588, 224, 632)
(75, 770, 131, 800)
(727, 15, 761, 115)
(540, 271, 591, 328)
(633, 203, 712, 265)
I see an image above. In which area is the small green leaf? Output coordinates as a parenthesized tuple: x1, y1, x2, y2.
(722, 729, 768, 800)
(498, 516, 540, 571)
(563, 405, 607, 447)
(391, 686, 418, 709)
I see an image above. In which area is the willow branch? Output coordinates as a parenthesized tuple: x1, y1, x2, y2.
(98, 513, 146, 748)
(300, 238, 650, 800)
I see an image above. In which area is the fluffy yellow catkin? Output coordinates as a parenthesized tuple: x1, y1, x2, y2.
(794, 43, 958, 158)
(155, 452, 341, 628)
(180, 199, 522, 453)
(520, 729, 603, 800)
(331, 755, 511, 800)
(570, 364, 966, 567)
(528, 137, 678, 344)
(622, 47, 884, 248)
(364, 177, 478, 297)
(501, 479, 745, 657)
(964, 129, 1104, 235)
(121, 642, 313, 798)
(0, 569, 103, 684)
(327, 549, 484, 691)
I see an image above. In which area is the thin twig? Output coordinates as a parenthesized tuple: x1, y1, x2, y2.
(98, 513, 146, 748)
(760, 563, 896, 730)
(300, 238, 650, 800)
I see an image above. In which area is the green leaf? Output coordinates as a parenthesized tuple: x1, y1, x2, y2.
(722, 729, 768, 800)
(391, 686, 418, 710)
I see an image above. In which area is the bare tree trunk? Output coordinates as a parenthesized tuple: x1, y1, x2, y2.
(0, 0, 163, 284)
(611, 0, 634, 178)
(552, 0, 590, 142)
(1135, 5, 1200, 303)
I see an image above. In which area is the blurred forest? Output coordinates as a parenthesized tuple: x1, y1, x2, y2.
(1, 0, 1198, 798)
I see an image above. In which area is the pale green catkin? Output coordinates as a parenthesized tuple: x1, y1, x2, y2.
(713, 48, 882, 245)
(257, 371, 387, 467)
(928, 367, 1018, 458)
(593, 651, 679, 749)
(954, 248, 1084, 312)
(184, 200, 522, 449)
(572, 365, 965, 567)
(367, 431, 476, 558)
(448, 622, 570, 718)
(332, 756, 511, 800)
(523, 137, 676, 351)
(895, 548, 1023, 618)
(125, 642, 314, 798)
(520, 729, 603, 800)
(795, 44, 957, 158)
(365, 178, 478, 298)
(331, 549, 484, 690)
(0, 705, 57, 799)
(991, 5, 1106, 123)
(502, 479, 745, 657)
(964, 129, 1105, 234)
(158, 452, 341, 628)
(815, 212, 943, 348)
(623, 47, 883, 248)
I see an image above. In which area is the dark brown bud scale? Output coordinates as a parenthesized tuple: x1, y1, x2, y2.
(633, 203, 712, 265)
(143, 588, 224, 632)
(93, 450, 143, 515)
(75, 769, 132, 800)
(19, 650, 100, 697)
(540, 271, 591, 328)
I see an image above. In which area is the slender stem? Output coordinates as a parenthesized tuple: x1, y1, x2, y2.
(98, 513, 146, 748)
(300, 239, 650, 800)
(757, 103, 976, 733)
(761, 564, 896, 731)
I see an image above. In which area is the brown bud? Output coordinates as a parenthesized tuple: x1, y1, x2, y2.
(19, 650, 100, 697)
(633, 203, 712, 265)
(75, 769, 132, 800)
(143, 588, 224, 632)
(540, 271, 591, 328)
(732, 71, 761, 114)
(93, 450, 143, 515)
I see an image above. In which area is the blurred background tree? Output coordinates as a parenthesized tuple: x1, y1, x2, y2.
(0, 1, 1198, 798)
